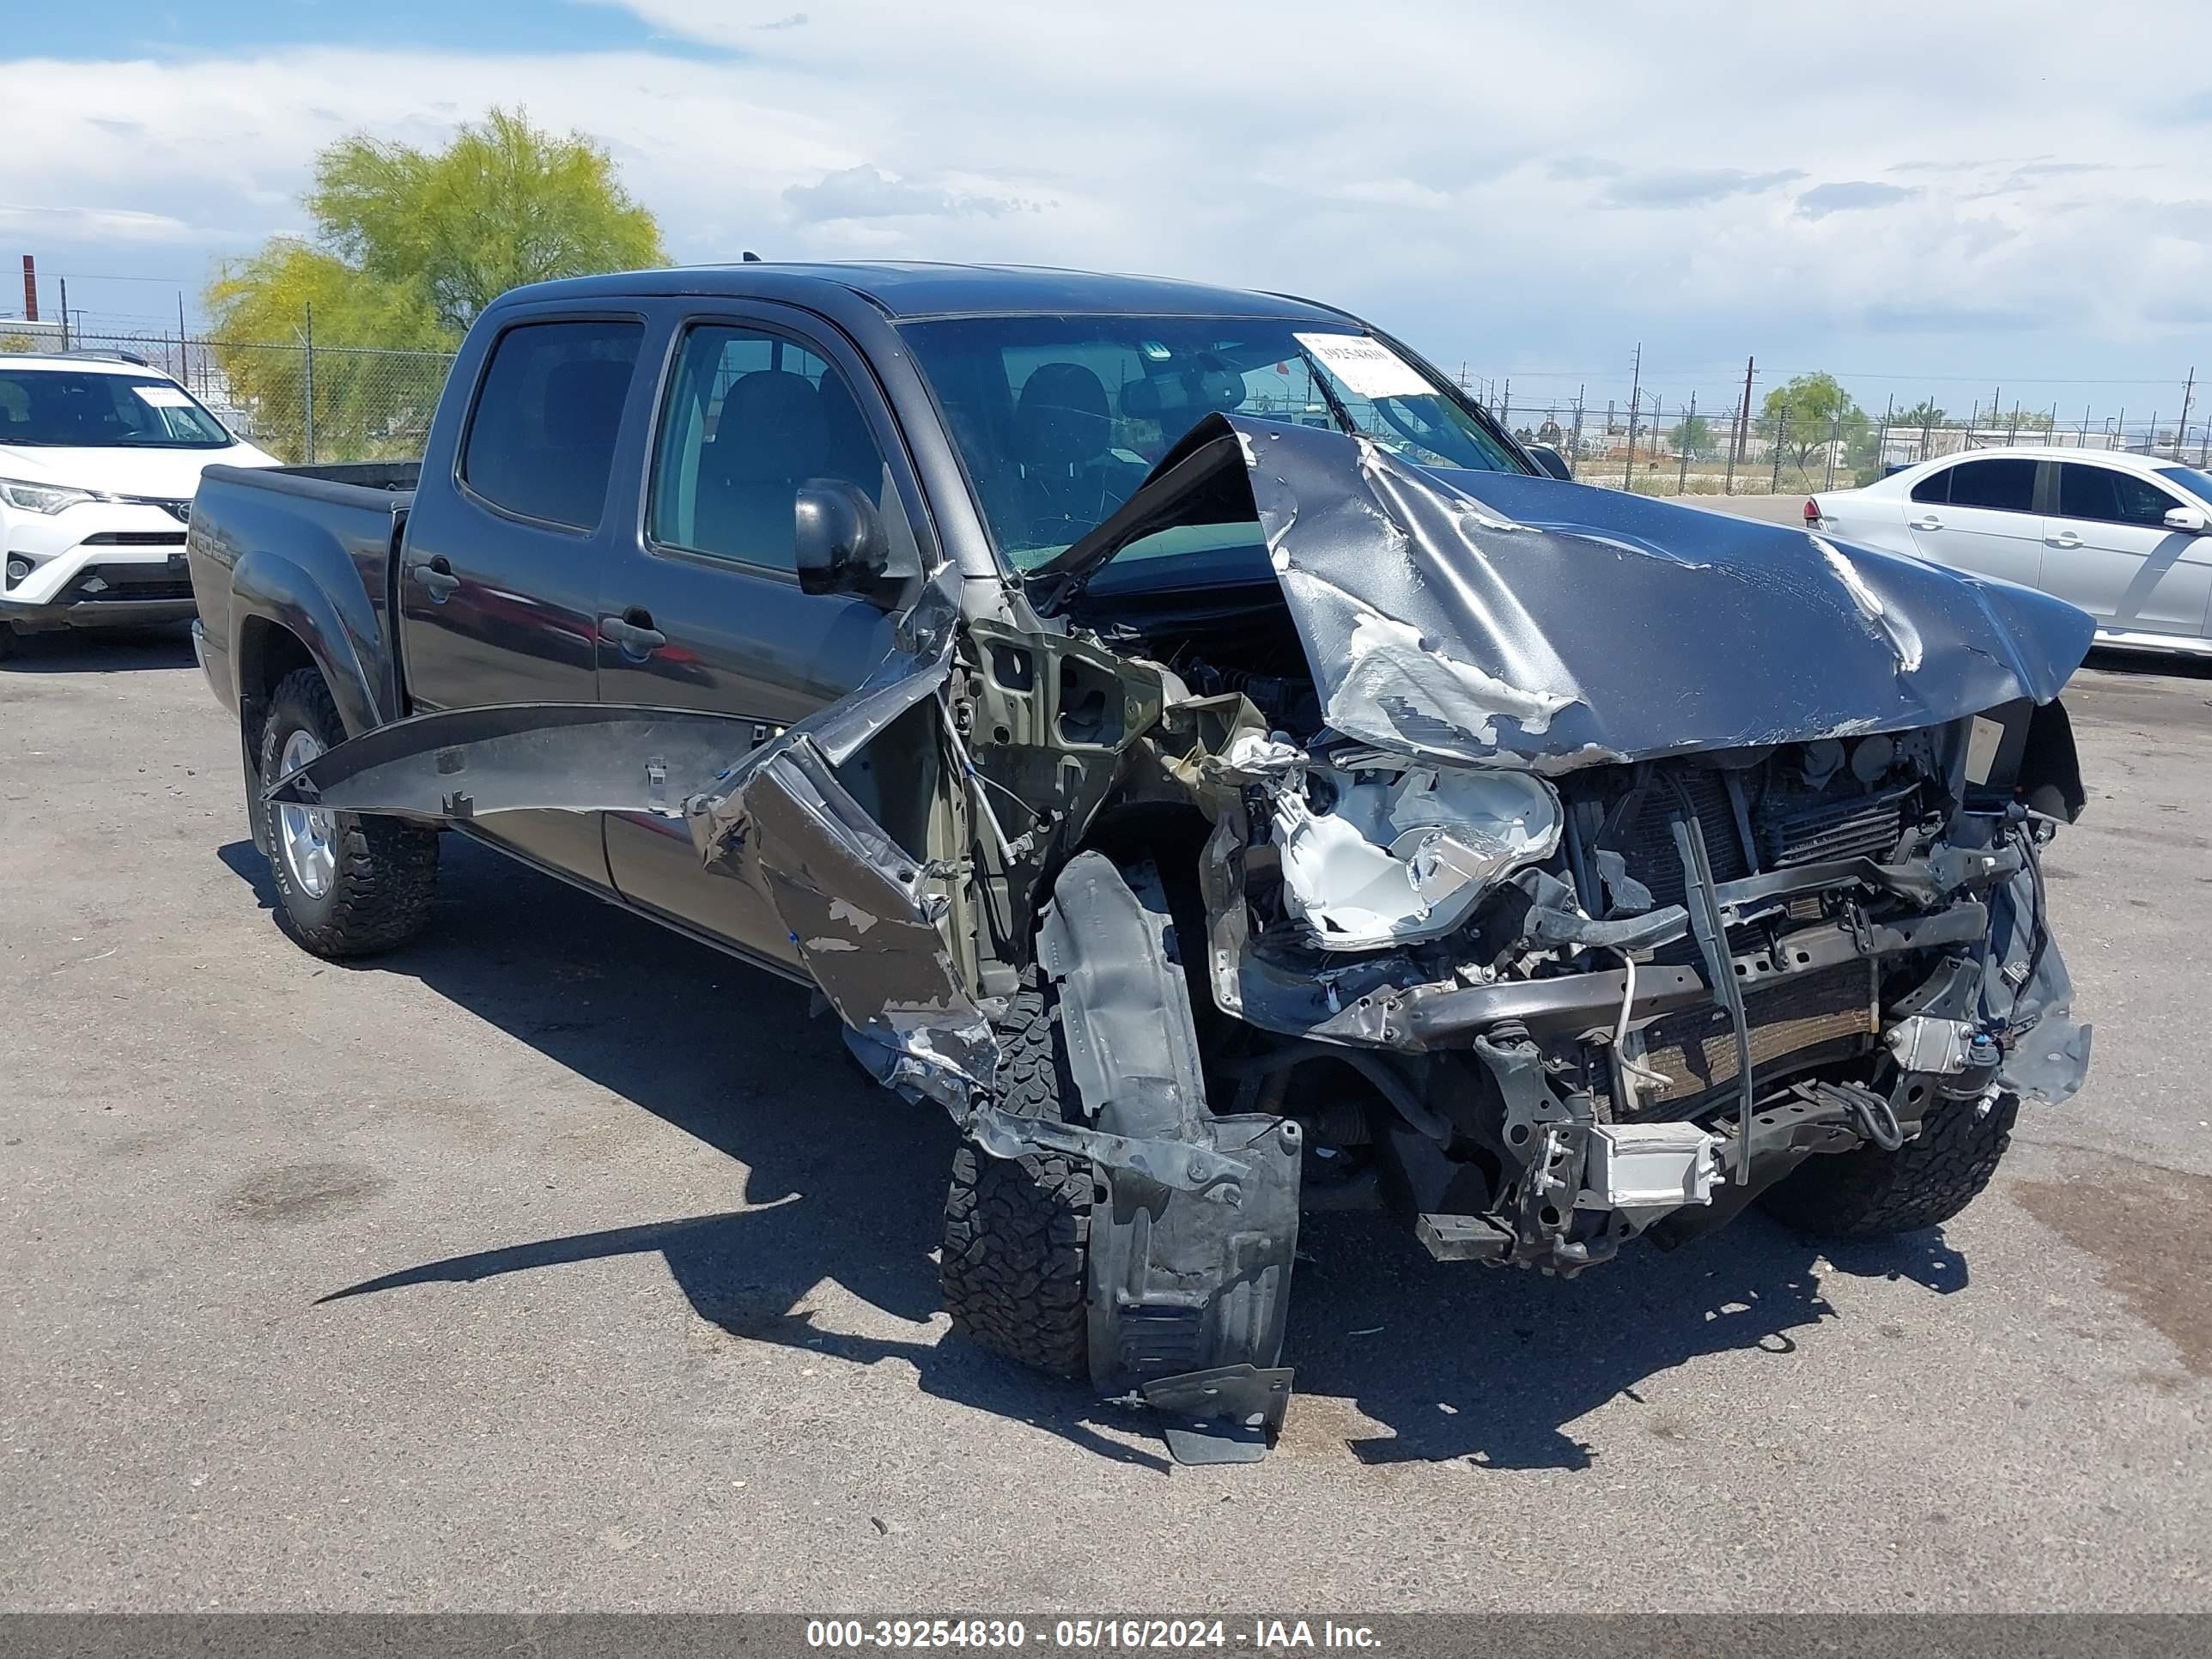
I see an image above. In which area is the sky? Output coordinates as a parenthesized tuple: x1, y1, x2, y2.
(5, 0, 2210, 425)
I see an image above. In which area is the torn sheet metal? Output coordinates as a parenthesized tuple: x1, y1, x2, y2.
(270, 565, 990, 1103)
(264, 702, 758, 820)
(1038, 414, 2095, 769)
(1980, 848, 2092, 1105)
(726, 734, 995, 1104)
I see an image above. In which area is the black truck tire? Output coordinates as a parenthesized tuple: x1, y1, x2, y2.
(1759, 1092, 2020, 1238)
(258, 667, 439, 959)
(939, 975, 1093, 1379)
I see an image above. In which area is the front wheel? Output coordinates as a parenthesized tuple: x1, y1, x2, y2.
(939, 975, 1092, 1378)
(258, 667, 439, 958)
(1759, 1093, 2020, 1238)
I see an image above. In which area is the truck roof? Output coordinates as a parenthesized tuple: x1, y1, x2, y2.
(500, 260, 1355, 325)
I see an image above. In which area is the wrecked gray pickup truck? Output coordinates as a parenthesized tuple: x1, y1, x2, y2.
(189, 264, 2094, 1462)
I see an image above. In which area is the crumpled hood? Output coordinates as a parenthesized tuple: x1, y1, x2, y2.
(1042, 415, 2095, 769)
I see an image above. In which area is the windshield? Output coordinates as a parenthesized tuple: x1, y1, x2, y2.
(2155, 465, 2212, 507)
(896, 313, 1525, 570)
(0, 368, 234, 449)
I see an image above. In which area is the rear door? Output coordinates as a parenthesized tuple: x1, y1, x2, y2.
(1903, 456, 2045, 589)
(2043, 460, 2212, 637)
(397, 311, 648, 887)
(594, 304, 932, 965)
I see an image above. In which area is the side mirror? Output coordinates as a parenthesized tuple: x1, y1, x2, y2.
(2163, 504, 2209, 534)
(793, 480, 890, 597)
(1525, 441, 1573, 482)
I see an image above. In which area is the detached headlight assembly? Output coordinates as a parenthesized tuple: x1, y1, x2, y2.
(0, 477, 102, 514)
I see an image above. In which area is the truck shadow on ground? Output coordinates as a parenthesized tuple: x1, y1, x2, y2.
(0, 627, 198, 673)
(227, 834, 1970, 1474)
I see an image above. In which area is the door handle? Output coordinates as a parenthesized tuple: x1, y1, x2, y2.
(414, 556, 459, 601)
(2045, 532, 2081, 549)
(601, 607, 665, 659)
(1908, 515, 1943, 532)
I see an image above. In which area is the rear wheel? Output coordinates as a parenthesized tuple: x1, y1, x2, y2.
(939, 974, 1092, 1378)
(1759, 1093, 2020, 1238)
(258, 667, 439, 958)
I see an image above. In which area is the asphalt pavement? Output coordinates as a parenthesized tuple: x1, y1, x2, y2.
(2, 628, 2205, 1612)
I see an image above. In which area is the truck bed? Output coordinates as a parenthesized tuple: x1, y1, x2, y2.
(186, 459, 427, 728)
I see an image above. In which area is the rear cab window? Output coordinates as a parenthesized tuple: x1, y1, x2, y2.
(460, 320, 643, 531)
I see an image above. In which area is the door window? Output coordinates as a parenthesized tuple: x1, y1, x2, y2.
(1942, 458, 2037, 514)
(460, 320, 643, 531)
(2057, 463, 2184, 528)
(648, 325, 891, 573)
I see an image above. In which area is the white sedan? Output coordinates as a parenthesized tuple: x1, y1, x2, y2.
(1808, 447, 2212, 657)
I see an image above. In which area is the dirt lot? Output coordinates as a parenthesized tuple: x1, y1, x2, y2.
(2, 629, 2207, 1612)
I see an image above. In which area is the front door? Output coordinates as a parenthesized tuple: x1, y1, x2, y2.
(396, 313, 647, 887)
(595, 308, 929, 965)
(2043, 461, 2212, 637)
(1904, 455, 2045, 590)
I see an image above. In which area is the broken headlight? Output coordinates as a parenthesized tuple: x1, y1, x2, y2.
(1275, 763, 1563, 951)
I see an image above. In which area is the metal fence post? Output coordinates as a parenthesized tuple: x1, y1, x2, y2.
(1771, 404, 1787, 491)
(1677, 392, 1694, 495)
(1568, 390, 1584, 480)
(1723, 393, 1739, 495)
(301, 302, 316, 465)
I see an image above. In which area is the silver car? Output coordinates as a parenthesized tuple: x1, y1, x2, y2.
(1809, 447, 2212, 658)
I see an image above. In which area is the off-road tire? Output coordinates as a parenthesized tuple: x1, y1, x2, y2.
(1759, 1093, 2020, 1238)
(939, 975, 1092, 1378)
(258, 667, 439, 959)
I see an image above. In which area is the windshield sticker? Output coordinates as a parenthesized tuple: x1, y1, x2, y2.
(130, 386, 194, 408)
(1294, 333, 1434, 401)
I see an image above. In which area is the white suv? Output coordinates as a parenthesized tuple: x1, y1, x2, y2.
(1808, 446, 2212, 658)
(1, 352, 278, 657)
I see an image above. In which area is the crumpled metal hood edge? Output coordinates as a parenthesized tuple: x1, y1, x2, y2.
(1047, 415, 2097, 769)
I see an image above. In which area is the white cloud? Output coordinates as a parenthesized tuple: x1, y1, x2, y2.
(7, 1, 2210, 398)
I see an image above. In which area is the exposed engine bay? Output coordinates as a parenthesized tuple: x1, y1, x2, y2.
(1053, 550, 2085, 1282)
(265, 410, 2097, 1462)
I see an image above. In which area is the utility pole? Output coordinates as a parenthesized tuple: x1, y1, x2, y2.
(1621, 343, 1643, 489)
(2177, 368, 2196, 462)
(1677, 391, 1696, 495)
(1735, 355, 1755, 468)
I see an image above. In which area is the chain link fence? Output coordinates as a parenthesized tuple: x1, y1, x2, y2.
(37, 324, 2212, 494)
(1480, 389, 2212, 500)
(60, 329, 457, 465)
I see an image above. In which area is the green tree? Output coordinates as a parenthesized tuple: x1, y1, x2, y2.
(205, 106, 665, 459)
(1894, 398, 1946, 430)
(1761, 371, 1866, 469)
(1675, 411, 1716, 459)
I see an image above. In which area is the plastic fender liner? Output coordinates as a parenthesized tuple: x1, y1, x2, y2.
(1038, 852, 1302, 1443)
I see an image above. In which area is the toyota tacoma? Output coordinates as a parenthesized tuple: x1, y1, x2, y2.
(185, 263, 2094, 1461)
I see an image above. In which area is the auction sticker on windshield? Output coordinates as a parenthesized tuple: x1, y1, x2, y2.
(130, 386, 195, 408)
(1294, 332, 1432, 399)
